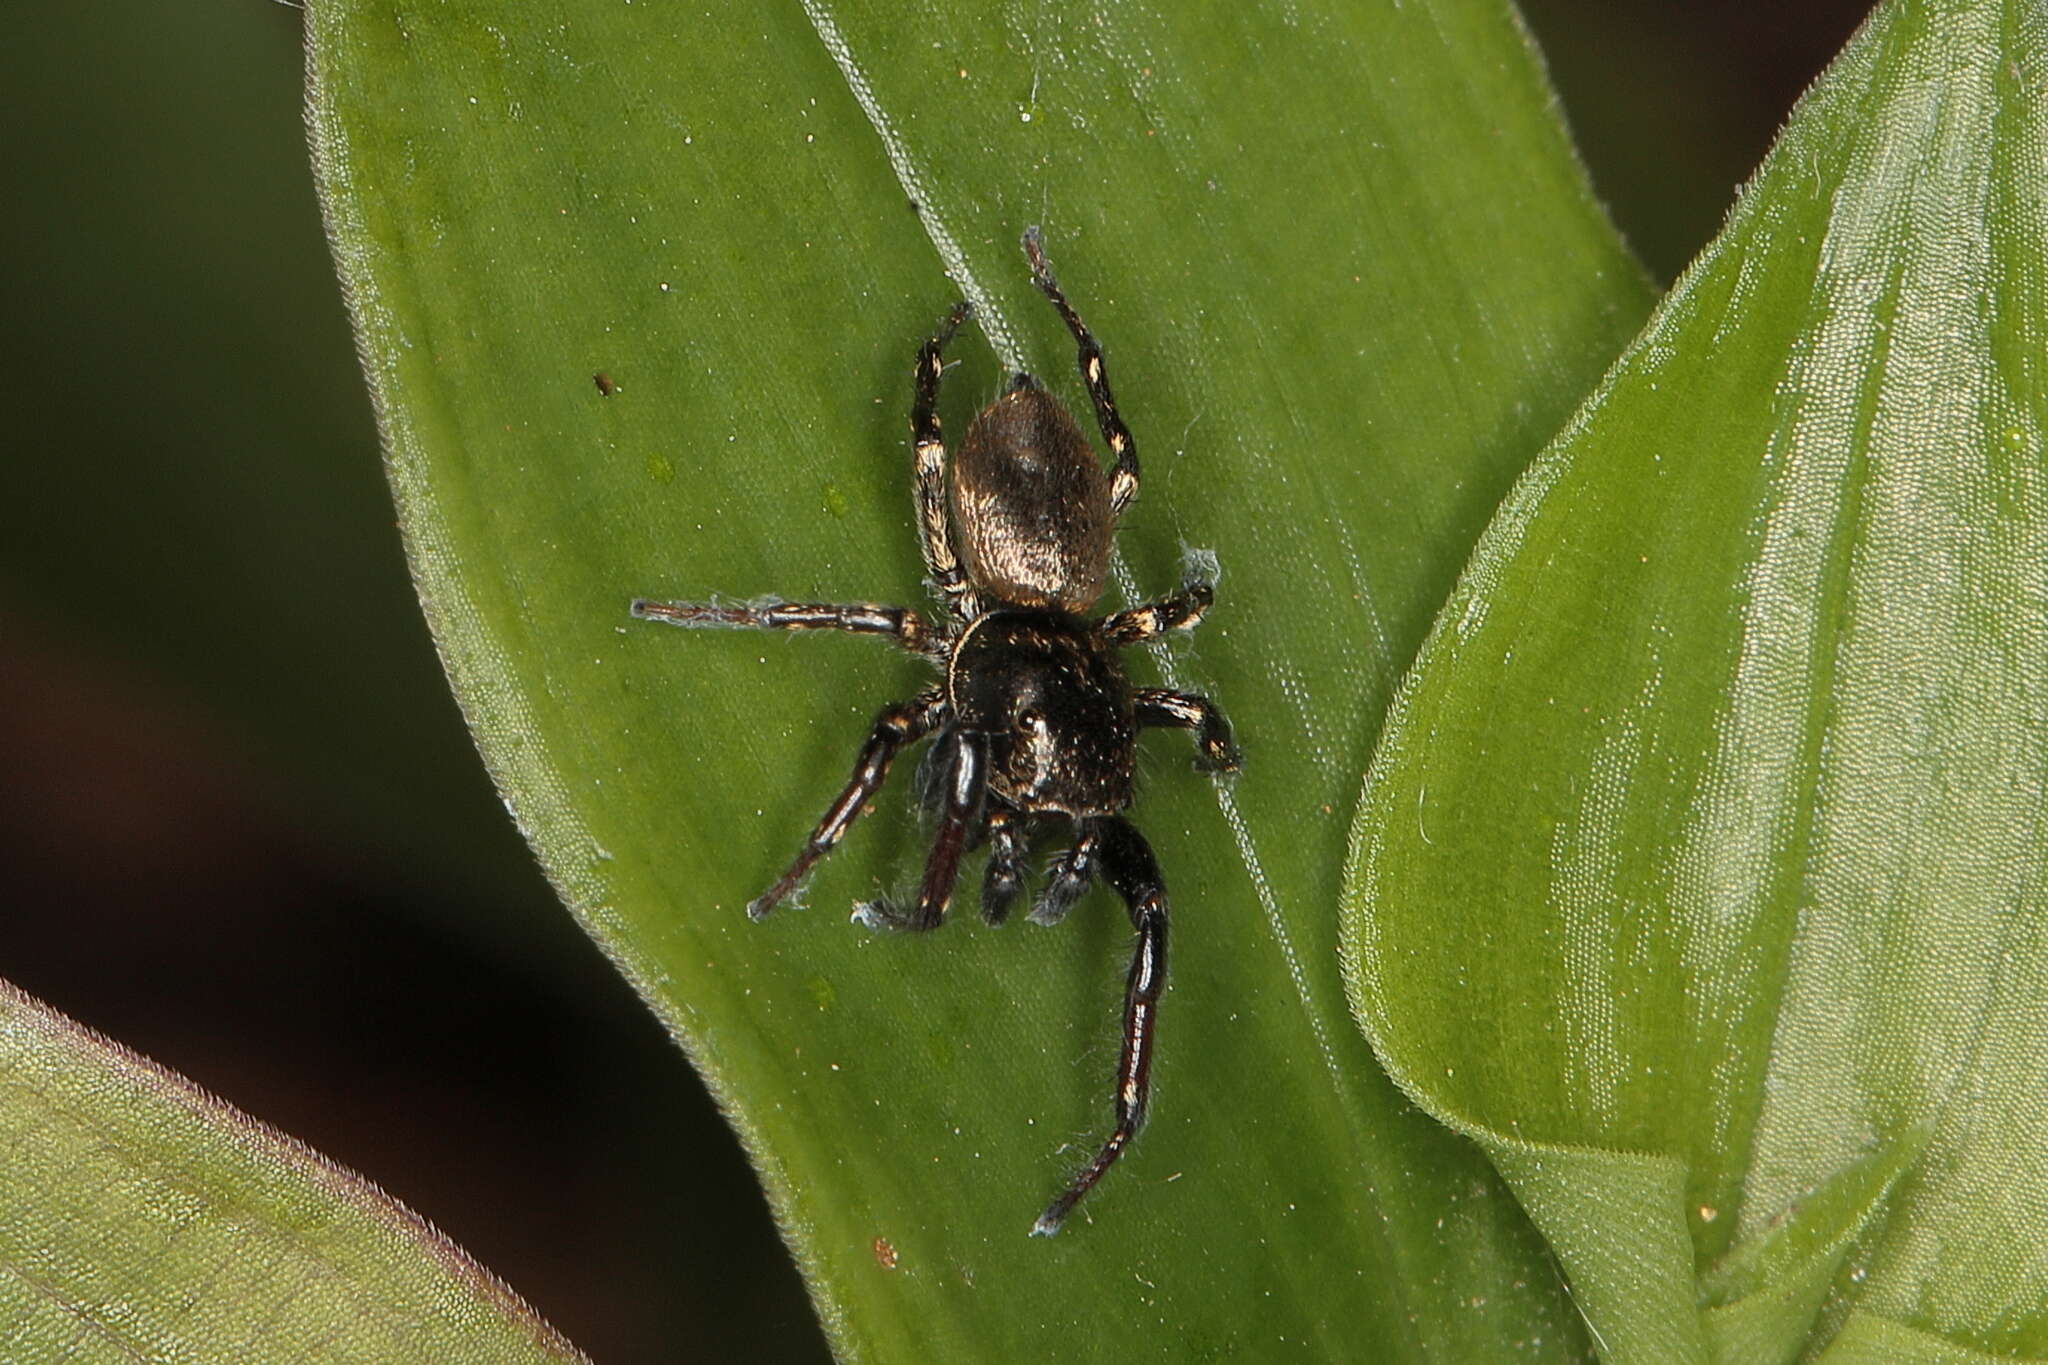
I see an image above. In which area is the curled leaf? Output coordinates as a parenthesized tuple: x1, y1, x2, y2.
(1345, 0, 2048, 1359)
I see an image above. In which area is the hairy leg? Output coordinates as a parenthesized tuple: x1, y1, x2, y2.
(1134, 686, 1241, 773)
(631, 598, 937, 657)
(1032, 816, 1168, 1236)
(1101, 581, 1214, 646)
(1029, 822, 1101, 926)
(746, 690, 946, 919)
(912, 302, 981, 620)
(1022, 228, 1139, 521)
(854, 728, 987, 933)
(981, 805, 1027, 926)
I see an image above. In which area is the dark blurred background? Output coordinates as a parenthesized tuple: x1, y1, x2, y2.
(0, 2, 1870, 1360)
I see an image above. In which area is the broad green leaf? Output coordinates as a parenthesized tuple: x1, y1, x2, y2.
(307, 0, 1648, 1356)
(0, 979, 583, 1363)
(1343, 0, 2048, 1360)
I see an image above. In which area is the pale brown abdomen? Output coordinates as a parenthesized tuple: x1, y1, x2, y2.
(949, 381, 1113, 612)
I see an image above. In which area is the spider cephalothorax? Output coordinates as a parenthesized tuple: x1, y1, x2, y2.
(632, 228, 1238, 1235)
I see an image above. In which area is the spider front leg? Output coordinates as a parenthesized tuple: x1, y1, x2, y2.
(1136, 687, 1242, 774)
(1032, 815, 1167, 1237)
(1023, 227, 1139, 521)
(630, 598, 937, 657)
(912, 302, 981, 621)
(748, 689, 946, 920)
(854, 728, 987, 933)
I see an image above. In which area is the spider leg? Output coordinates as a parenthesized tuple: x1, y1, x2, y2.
(1022, 227, 1139, 522)
(913, 302, 983, 621)
(1135, 687, 1242, 774)
(747, 689, 946, 920)
(1101, 580, 1214, 646)
(630, 598, 938, 657)
(854, 728, 987, 933)
(981, 804, 1027, 926)
(1028, 822, 1100, 926)
(1032, 815, 1167, 1236)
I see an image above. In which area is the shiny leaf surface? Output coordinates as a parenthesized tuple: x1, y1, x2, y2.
(1344, 1, 2048, 1359)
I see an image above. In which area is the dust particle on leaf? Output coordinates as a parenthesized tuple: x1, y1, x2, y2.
(807, 975, 837, 1011)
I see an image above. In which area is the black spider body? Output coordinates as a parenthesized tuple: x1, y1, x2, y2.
(632, 229, 1237, 1235)
(950, 609, 1135, 818)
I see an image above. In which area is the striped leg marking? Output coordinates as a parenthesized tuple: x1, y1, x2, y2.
(1032, 816, 1167, 1236)
(631, 598, 934, 655)
(912, 302, 982, 620)
(1134, 687, 1241, 774)
(1023, 227, 1140, 522)
(748, 690, 946, 920)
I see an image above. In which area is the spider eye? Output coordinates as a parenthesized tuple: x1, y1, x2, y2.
(1017, 707, 1046, 732)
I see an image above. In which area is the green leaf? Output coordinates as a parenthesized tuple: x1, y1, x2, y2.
(306, 0, 1648, 1356)
(1342, 0, 2048, 1360)
(0, 979, 584, 1363)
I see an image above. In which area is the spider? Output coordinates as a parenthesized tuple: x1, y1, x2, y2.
(631, 228, 1239, 1236)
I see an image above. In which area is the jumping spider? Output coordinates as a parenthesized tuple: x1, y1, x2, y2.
(632, 228, 1239, 1235)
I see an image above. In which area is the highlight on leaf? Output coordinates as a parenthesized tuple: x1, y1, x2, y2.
(1343, 0, 2048, 1359)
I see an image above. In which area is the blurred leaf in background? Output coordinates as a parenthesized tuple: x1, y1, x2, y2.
(0, 980, 587, 1364)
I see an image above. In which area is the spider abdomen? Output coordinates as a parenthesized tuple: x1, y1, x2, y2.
(950, 380, 1113, 613)
(948, 609, 1135, 817)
